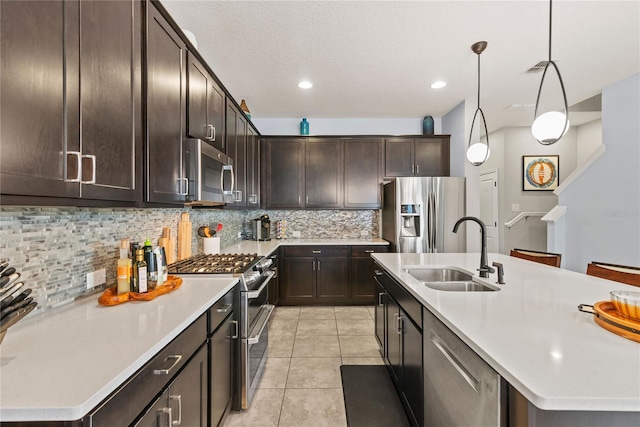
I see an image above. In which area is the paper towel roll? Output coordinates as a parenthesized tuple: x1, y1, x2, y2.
(203, 237, 220, 255)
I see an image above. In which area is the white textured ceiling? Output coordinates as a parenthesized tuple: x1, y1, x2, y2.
(162, 0, 640, 132)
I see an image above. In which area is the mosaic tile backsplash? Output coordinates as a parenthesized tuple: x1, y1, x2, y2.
(0, 207, 379, 314)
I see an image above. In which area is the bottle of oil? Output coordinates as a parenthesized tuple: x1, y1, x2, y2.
(133, 249, 148, 293)
(117, 239, 131, 294)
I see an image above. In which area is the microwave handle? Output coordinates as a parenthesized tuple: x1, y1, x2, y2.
(222, 164, 235, 196)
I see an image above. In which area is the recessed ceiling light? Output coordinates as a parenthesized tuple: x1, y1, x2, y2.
(298, 81, 313, 89)
(430, 81, 447, 89)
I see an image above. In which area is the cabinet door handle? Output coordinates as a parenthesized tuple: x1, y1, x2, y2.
(412, 164, 415, 174)
(312, 261, 316, 271)
(298, 196, 301, 205)
(206, 124, 215, 141)
(306, 196, 309, 204)
(66, 151, 81, 182)
(416, 164, 420, 174)
(81, 154, 96, 184)
(179, 177, 189, 196)
(153, 354, 182, 375)
(169, 395, 182, 425)
(378, 292, 384, 307)
(312, 250, 322, 254)
(374, 270, 383, 276)
(216, 303, 232, 313)
(235, 190, 243, 202)
(365, 250, 374, 253)
(317, 261, 320, 271)
(231, 320, 239, 339)
(157, 407, 172, 426)
(396, 314, 403, 335)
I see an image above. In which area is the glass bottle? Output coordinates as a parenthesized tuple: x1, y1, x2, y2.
(117, 239, 131, 294)
(133, 249, 148, 293)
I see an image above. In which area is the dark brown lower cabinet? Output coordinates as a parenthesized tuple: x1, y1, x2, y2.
(210, 314, 234, 427)
(351, 246, 390, 304)
(316, 257, 350, 303)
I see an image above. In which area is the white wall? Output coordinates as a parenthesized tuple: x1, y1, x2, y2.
(441, 101, 466, 178)
(252, 117, 442, 136)
(576, 119, 602, 165)
(559, 73, 640, 272)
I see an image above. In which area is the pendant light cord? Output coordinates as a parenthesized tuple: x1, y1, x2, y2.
(477, 52, 481, 108)
(548, 0, 553, 61)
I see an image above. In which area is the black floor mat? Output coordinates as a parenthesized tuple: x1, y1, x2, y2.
(340, 365, 411, 427)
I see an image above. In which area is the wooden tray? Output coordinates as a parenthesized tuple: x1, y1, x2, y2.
(98, 276, 182, 306)
(593, 301, 640, 343)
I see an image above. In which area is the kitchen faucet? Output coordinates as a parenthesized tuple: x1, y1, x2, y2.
(452, 216, 495, 278)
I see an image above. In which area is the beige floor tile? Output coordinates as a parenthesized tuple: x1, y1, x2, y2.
(341, 356, 385, 365)
(268, 334, 295, 358)
(259, 357, 291, 389)
(336, 318, 374, 336)
(223, 388, 284, 427)
(296, 318, 337, 336)
(293, 335, 341, 357)
(273, 306, 301, 321)
(334, 306, 372, 320)
(279, 388, 347, 427)
(269, 317, 297, 336)
(286, 357, 343, 388)
(299, 306, 336, 320)
(338, 335, 381, 357)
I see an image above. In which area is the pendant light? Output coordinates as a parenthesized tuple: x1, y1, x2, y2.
(532, 0, 570, 145)
(466, 41, 490, 166)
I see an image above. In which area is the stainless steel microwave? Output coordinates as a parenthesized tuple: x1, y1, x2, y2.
(183, 139, 234, 206)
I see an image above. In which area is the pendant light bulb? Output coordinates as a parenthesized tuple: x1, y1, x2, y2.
(532, 111, 570, 144)
(466, 41, 490, 167)
(466, 143, 490, 166)
(532, 0, 570, 145)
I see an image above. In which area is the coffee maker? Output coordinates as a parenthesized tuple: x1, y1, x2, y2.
(251, 214, 271, 241)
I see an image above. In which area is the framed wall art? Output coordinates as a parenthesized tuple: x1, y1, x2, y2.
(523, 155, 559, 191)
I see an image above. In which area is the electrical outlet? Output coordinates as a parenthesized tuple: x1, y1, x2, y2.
(292, 231, 301, 238)
(512, 204, 520, 212)
(86, 268, 106, 289)
(360, 230, 368, 236)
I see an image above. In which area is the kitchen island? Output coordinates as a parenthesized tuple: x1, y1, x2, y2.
(0, 276, 237, 423)
(373, 252, 640, 425)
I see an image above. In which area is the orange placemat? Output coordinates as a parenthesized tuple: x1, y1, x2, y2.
(98, 276, 183, 306)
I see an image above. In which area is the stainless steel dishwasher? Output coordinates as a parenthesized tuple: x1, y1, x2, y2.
(423, 307, 507, 427)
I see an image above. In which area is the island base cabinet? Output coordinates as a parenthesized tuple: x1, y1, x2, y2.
(423, 307, 505, 427)
(374, 280, 385, 354)
(210, 315, 234, 427)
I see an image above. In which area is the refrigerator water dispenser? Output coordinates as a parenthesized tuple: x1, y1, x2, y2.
(401, 205, 420, 237)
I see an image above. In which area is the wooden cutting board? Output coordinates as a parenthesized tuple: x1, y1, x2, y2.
(158, 227, 175, 264)
(177, 212, 192, 261)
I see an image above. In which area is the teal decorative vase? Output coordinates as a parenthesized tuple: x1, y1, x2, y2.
(422, 116, 434, 135)
(300, 118, 309, 135)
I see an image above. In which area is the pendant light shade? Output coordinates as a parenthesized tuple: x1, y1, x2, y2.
(466, 41, 490, 166)
(532, 0, 570, 145)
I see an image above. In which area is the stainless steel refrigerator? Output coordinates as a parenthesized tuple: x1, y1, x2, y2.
(382, 177, 466, 253)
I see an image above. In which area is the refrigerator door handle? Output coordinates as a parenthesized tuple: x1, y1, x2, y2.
(430, 192, 437, 251)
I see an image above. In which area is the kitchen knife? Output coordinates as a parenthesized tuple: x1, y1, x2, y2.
(0, 272, 21, 291)
(0, 295, 13, 310)
(9, 288, 32, 306)
(0, 301, 37, 333)
(0, 282, 23, 304)
(0, 260, 9, 275)
(0, 275, 9, 289)
(0, 296, 34, 321)
(1, 267, 16, 278)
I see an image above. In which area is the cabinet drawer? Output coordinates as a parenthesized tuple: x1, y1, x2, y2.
(88, 314, 207, 426)
(285, 245, 349, 257)
(351, 245, 389, 257)
(374, 269, 422, 329)
(208, 287, 235, 333)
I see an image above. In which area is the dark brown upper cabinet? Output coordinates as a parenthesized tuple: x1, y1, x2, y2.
(1, 0, 142, 203)
(225, 100, 247, 207)
(385, 136, 450, 177)
(187, 52, 225, 152)
(344, 138, 383, 208)
(146, 2, 187, 204)
(305, 138, 343, 208)
(265, 138, 305, 209)
(246, 126, 260, 207)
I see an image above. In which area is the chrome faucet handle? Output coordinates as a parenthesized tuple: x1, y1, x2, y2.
(477, 265, 495, 278)
(492, 262, 505, 284)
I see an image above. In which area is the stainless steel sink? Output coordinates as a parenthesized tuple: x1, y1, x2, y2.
(404, 267, 499, 292)
(405, 267, 474, 282)
(422, 281, 497, 292)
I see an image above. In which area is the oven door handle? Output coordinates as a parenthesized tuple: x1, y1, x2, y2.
(248, 304, 275, 345)
(246, 270, 275, 299)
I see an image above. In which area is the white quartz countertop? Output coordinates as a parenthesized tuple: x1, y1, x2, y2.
(0, 276, 238, 422)
(222, 238, 389, 256)
(372, 252, 640, 412)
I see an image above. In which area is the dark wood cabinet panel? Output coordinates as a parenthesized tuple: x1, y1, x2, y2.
(305, 138, 342, 208)
(344, 138, 382, 208)
(283, 257, 316, 302)
(385, 138, 414, 177)
(374, 280, 385, 352)
(145, 4, 186, 204)
(187, 53, 225, 152)
(80, 0, 141, 202)
(169, 345, 208, 427)
(0, 0, 75, 199)
(402, 316, 423, 427)
(246, 126, 260, 206)
(225, 101, 247, 207)
(266, 138, 304, 208)
(316, 257, 350, 303)
(385, 136, 450, 178)
(351, 246, 389, 304)
(386, 296, 402, 383)
(415, 137, 450, 176)
(210, 315, 233, 427)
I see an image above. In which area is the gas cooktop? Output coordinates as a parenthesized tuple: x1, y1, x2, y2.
(168, 253, 259, 274)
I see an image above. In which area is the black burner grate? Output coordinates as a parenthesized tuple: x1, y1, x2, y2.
(168, 253, 259, 274)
